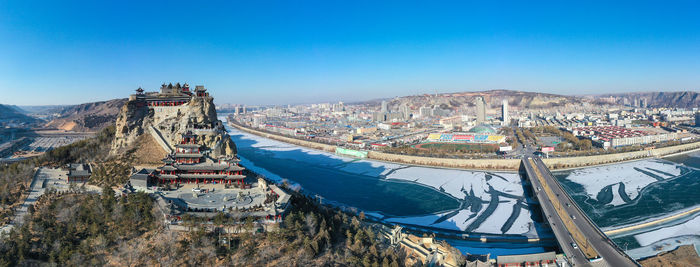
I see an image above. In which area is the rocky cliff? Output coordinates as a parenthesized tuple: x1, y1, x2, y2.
(110, 95, 237, 158)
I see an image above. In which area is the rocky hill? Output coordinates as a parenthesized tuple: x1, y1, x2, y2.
(596, 91, 699, 109)
(43, 99, 127, 132)
(110, 89, 236, 158)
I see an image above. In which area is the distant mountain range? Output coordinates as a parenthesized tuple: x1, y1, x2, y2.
(592, 91, 699, 109)
(367, 90, 698, 111)
(0, 104, 40, 123)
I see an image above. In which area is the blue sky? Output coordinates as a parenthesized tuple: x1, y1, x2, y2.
(1, 1, 699, 105)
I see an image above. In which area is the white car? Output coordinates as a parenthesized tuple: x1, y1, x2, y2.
(192, 188, 202, 193)
(571, 242, 579, 249)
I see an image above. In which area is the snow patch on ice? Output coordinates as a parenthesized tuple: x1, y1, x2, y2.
(608, 183, 627, 206)
(385, 168, 522, 200)
(506, 207, 535, 235)
(563, 159, 683, 205)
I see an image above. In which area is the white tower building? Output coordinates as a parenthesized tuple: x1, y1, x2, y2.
(502, 99, 509, 126)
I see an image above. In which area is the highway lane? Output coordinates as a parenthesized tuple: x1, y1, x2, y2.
(528, 157, 639, 267)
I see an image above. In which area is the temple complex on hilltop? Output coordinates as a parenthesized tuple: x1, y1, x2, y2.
(122, 83, 291, 226)
(129, 82, 209, 107)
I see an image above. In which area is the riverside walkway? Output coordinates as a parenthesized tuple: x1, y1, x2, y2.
(521, 156, 640, 267)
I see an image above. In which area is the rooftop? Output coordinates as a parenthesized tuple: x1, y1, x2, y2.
(468, 125, 497, 134)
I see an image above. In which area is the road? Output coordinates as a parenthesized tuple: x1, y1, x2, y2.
(522, 157, 639, 267)
(0, 168, 47, 235)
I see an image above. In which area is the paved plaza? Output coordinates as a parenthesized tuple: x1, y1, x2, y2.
(161, 183, 268, 212)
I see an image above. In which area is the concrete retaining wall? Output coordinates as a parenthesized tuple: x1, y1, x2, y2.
(232, 124, 337, 152)
(367, 151, 520, 170)
(148, 126, 173, 154)
(542, 141, 700, 169)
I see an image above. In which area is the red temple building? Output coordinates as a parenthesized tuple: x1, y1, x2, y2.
(129, 82, 202, 107)
(155, 132, 246, 187)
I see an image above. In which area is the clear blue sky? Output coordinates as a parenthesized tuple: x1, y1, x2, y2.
(1, 1, 699, 106)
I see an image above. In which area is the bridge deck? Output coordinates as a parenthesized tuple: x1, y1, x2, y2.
(522, 157, 639, 267)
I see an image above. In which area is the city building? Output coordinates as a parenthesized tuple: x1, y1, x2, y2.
(399, 104, 411, 119)
(419, 106, 432, 118)
(475, 96, 486, 124)
(502, 99, 509, 126)
(572, 126, 677, 149)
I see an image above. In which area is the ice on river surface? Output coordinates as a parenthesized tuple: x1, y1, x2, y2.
(561, 159, 684, 206)
(227, 126, 538, 236)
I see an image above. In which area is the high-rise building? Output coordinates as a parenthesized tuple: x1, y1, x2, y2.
(381, 100, 388, 113)
(399, 104, 411, 119)
(502, 99, 509, 125)
(641, 98, 648, 108)
(475, 96, 486, 124)
(695, 112, 700, 127)
(419, 106, 432, 118)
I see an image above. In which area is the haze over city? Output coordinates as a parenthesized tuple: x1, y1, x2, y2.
(1, 1, 699, 105)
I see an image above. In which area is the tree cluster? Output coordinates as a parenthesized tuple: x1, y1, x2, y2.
(0, 189, 156, 266)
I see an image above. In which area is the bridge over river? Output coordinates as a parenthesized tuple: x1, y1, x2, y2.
(521, 156, 640, 267)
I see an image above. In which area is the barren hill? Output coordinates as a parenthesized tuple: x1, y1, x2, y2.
(44, 99, 127, 132)
(383, 89, 583, 111)
(596, 91, 699, 109)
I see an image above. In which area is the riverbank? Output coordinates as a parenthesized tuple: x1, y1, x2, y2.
(229, 121, 520, 171)
(604, 206, 700, 236)
(229, 121, 700, 171)
(542, 141, 700, 170)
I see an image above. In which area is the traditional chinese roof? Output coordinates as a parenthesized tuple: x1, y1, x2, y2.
(159, 165, 177, 171)
(175, 143, 201, 148)
(68, 163, 91, 178)
(177, 174, 245, 179)
(158, 174, 178, 179)
(174, 163, 244, 171)
(174, 153, 203, 158)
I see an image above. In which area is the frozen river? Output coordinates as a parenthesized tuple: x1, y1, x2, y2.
(227, 125, 546, 239)
(225, 119, 700, 258)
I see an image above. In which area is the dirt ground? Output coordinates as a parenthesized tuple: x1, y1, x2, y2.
(131, 134, 168, 165)
(639, 245, 700, 267)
